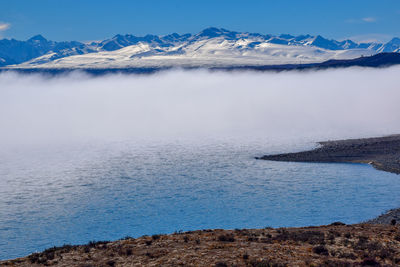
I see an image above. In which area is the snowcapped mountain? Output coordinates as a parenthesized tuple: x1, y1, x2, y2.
(0, 35, 96, 67)
(379, 37, 400, 53)
(1, 27, 399, 68)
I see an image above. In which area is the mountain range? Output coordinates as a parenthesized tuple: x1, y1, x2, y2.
(1, 27, 400, 68)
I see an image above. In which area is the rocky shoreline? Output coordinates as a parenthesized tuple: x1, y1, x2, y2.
(257, 135, 400, 228)
(258, 134, 400, 175)
(367, 209, 400, 225)
(259, 134, 400, 226)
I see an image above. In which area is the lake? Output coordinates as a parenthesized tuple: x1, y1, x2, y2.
(1, 137, 399, 259)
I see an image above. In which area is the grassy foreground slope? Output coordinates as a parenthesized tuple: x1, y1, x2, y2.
(2, 223, 400, 266)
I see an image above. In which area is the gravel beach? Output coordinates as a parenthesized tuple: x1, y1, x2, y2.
(258, 134, 400, 175)
(259, 134, 400, 226)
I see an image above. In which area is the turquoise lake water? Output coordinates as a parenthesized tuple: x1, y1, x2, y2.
(1, 137, 399, 260)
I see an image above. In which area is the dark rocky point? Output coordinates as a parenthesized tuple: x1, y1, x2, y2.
(259, 134, 400, 226)
(258, 134, 400, 175)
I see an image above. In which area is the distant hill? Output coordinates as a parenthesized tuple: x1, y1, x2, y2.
(317, 52, 400, 68)
(1, 27, 400, 69)
(1, 52, 400, 75)
(227, 52, 400, 71)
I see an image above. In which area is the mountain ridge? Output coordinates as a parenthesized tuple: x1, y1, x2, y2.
(2, 53, 400, 76)
(1, 27, 399, 68)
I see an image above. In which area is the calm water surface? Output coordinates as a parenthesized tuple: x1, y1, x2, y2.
(1, 137, 399, 259)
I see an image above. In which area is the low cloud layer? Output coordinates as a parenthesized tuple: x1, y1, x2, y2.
(0, 22, 10, 31)
(1, 67, 400, 145)
(347, 34, 392, 43)
(346, 17, 378, 24)
(362, 17, 377, 23)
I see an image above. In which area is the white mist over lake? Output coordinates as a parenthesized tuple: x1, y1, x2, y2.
(1, 67, 400, 145)
(1, 67, 400, 259)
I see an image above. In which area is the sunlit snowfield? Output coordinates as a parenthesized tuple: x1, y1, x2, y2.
(1, 68, 400, 259)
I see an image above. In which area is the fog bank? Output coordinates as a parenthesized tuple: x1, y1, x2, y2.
(1, 67, 400, 146)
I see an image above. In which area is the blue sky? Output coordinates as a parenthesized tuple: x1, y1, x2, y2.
(0, 0, 399, 42)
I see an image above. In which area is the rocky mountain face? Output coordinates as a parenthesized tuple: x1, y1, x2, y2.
(1, 27, 399, 68)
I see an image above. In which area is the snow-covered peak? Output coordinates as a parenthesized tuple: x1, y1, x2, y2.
(1, 27, 399, 68)
(195, 27, 236, 39)
(27, 34, 48, 43)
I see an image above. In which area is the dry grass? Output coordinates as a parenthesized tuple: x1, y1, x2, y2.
(2, 223, 400, 266)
